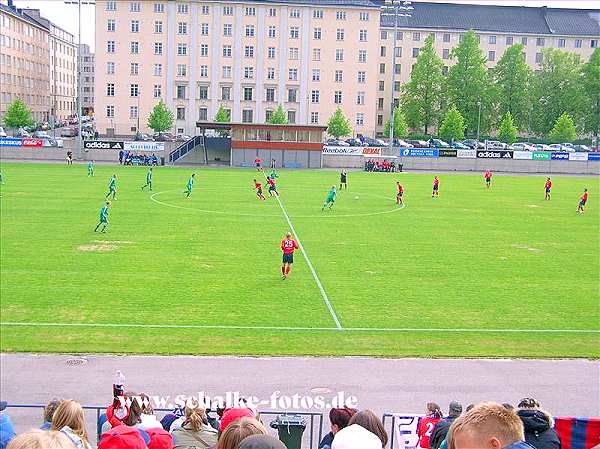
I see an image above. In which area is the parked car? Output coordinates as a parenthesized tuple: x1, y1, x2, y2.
(15, 128, 31, 137)
(486, 140, 507, 150)
(407, 139, 429, 148)
(0, 127, 7, 137)
(561, 143, 575, 149)
(428, 138, 450, 148)
(510, 142, 536, 151)
(574, 144, 591, 152)
(361, 137, 386, 147)
(534, 144, 551, 151)
(451, 141, 470, 149)
(548, 143, 574, 152)
(135, 132, 154, 141)
(153, 132, 176, 142)
(61, 126, 78, 137)
(176, 134, 192, 142)
(326, 138, 350, 146)
(394, 139, 412, 148)
(345, 138, 363, 147)
(33, 131, 51, 139)
(461, 139, 485, 149)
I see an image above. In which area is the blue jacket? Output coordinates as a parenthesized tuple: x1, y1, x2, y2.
(505, 442, 536, 449)
(0, 412, 16, 449)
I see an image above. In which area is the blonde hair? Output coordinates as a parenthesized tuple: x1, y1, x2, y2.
(185, 404, 208, 431)
(216, 417, 267, 449)
(7, 430, 72, 449)
(51, 399, 89, 443)
(448, 402, 524, 449)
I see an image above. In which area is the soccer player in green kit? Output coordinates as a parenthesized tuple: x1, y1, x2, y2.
(106, 174, 117, 199)
(94, 201, 110, 233)
(141, 167, 153, 191)
(184, 173, 196, 197)
(87, 160, 94, 177)
(322, 185, 337, 211)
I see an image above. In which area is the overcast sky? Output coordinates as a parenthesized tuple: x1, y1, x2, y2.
(6, 0, 599, 52)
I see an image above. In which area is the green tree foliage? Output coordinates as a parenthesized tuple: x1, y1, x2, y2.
(266, 105, 287, 124)
(214, 105, 230, 123)
(326, 108, 352, 138)
(147, 100, 174, 133)
(384, 107, 408, 139)
(402, 35, 444, 134)
(549, 112, 577, 143)
(497, 111, 518, 144)
(3, 98, 33, 130)
(582, 48, 600, 139)
(438, 106, 465, 142)
(446, 31, 491, 135)
(492, 44, 533, 131)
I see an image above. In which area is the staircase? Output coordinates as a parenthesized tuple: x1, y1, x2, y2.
(168, 135, 205, 164)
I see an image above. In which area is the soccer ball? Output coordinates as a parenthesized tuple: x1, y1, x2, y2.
(354, 196, 359, 200)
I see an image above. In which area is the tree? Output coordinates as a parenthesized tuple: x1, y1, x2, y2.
(3, 98, 33, 131)
(326, 108, 352, 139)
(214, 105, 230, 123)
(384, 107, 408, 139)
(582, 48, 600, 140)
(438, 106, 465, 143)
(445, 30, 491, 135)
(549, 112, 577, 143)
(402, 35, 444, 134)
(492, 44, 533, 131)
(497, 111, 518, 144)
(147, 100, 174, 133)
(266, 105, 287, 124)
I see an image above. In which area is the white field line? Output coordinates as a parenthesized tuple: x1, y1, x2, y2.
(1, 322, 598, 333)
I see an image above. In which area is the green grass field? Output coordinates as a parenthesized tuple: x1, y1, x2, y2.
(0, 161, 598, 358)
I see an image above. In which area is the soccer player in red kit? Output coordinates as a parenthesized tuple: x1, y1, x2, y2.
(484, 170, 493, 188)
(396, 182, 404, 205)
(281, 232, 299, 279)
(577, 188, 588, 213)
(544, 177, 552, 200)
(416, 403, 443, 449)
(253, 179, 266, 200)
(432, 176, 440, 197)
(254, 157, 262, 171)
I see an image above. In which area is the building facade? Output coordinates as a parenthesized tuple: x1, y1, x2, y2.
(0, 2, 50, 124)
(80, 43, 95, 115)
(93, 0, 600, 138)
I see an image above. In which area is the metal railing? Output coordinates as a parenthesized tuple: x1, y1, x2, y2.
(168, 136, 204, 163)
(382, 413, 422, 449)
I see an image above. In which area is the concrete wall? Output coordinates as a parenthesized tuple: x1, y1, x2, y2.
(232, 149, 321, 168)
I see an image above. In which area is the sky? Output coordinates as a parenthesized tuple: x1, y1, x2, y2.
(6, 0, 599, 53)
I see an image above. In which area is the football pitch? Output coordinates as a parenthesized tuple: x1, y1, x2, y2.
(0, 162, 598, 358)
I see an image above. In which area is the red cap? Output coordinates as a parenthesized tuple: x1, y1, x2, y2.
(220, 408, 255, 432)
(99, 426, 147, 449)
(146, 428, 173, 449)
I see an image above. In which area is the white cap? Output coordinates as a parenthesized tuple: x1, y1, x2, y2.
(332, 424, 382, 449)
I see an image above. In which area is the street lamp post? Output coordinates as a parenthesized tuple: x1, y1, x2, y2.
(476, 101, 482, 142)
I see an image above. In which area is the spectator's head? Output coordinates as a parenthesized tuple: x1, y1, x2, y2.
(237, 435, 286, 449)
(331, 424, 382, 449)
(50, 399, 89, 443)
(7, 430, 72, 449)
(184, 403, 208, 431)
(139, 394, 153, 415)
(502, 403, 514, 411)
(145, 428, 173, 449)
(43, 399, 63, 424)
(517, 398, 540, 410)
(219, 408, 255, 433)
(216, 417, 267, 449)
(426, 403, 443, 419)
(466, 404, 475, 413)
(348, 410, 387, 448)
(448, 401, 463, 418)
(329, 407, 358, 434)
(98, 425, 147, 449)
(123, 392, 143, 426)
(448, 402, 525, 449)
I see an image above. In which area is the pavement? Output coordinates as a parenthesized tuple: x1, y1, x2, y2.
(1, 353, 598, 439)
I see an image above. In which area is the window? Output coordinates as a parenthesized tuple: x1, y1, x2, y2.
(131, 20, 139, 33)
(242, 109, 253, 123)
(377, 114, 383, 126)
(177, 107, 185, 120)
(288, 88, 297, 102)
(178, 22, 187, 35)
(107, 41, 115, 53)
(442, 66, 449, 75)
(176, 85, 186, 99)
(356, 113, 364, 126)
(336, 29, 344, 41)
(266, 88, 275, 102)
(198, 86, 208, 100)
(395, 47, 402, 57)
(442, 48, 450, 59)
(289, 48, 299, 60)
(106, 83, 115, 96)
(245, 7, 256, 16)
(336, 11, 346, 20)
(359, 30, 367, 42)
(107, 19, 116, 32)
(521, 36, 528, 45)
(223, 24, 232, 36)
(223, 45, 232, 57)
(313, 48, 321, 61)
(130, 2, 140, 12)
(267, 67, 275, 80)
(288, 68, 298, 80)
(380, 46, 386, 57)
(556, 38, 566, 48)
(357, 92, 365, 105)
(378, 80, 384, 91)
(154, 42, 163, 55)
(379, 63, 385, 74)
(221, 86, 231, 100)
(412, 47, 420, 58)
(335, 49, 344, 61)
(313, 9, 323, 19)
(575, 39, 582, 48)
(106, 105, 114, 117)
(153, 63, 162, 76)
(378, 98, 384, 109)
(488, 50, 495, 61)
(334, 91, 342, 104)
(131, 62, 139, 75)
(535, 52, 543, 64)
(312, 69, 320, 81)
(245, 25, 255, 37)
(245, 46, 254, 58)
(201, 5, 209, 14)
(314, 28, 321, 40)
(506, 36, 513, 45)
(394, 81, 401, 92)
(413, 32, 420, 41)
(153, 3, 164, 13)
(290, 8, 300, 18)
(153, 84, 161, 98)
(443, 33, 450, 43)
(395, 64, 401, 75)
(310, 111, 319, 124)
(290, 27, 299, 39)
(268, 47, 276, 59)
(130, 83, 139, 97)
(268, 8, 277, 17)
(130, 106, 138, 119)
(154, 21, 163, 33)
(268, 26, 276, 38)
(223, 6, 233, 16)
(536, 37, 545, 46)
(222, 66, 231, 78)
(244, 67, 254, 79)
(358, 50, 367, 63)
(488, 35, 496, 44)
(200, 44, 208, 57)
(243, 87, 253, 101)
(592, 39, 598, 48)
(357, 71, 365, 83)
(177, 43, 187, 55)
(396, 31, 404, 41)
(359, 12, 369, 21)
(198, 107, 208, 121)
(311, 90, 320, 103)
(200, 65, 208, 77)
(106, 62, 115, 74)
(130, 41, 139, 54)
(177, 4, 188, 14)
(177, 64, 186, 76)
(106, 1, 116, 11)
(380, 31, 388, 40)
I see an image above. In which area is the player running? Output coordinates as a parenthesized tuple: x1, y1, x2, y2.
(184, 173, 195, 197)
(340, 170, 348, 190)
(396, 182, 404, 205)
(544, 177, 552, 200)
(280, 232, 299, 279)
(432, 176, 440, 197)
(87, 160, 94, 177)
(267, 176, 279, 197)
(94, 201, 110, 233)
(577, 188, 588, 214)
(106, 174, 117, 200)
(322, 186, 337, 211)
(141, 167, 153, 191)
(253, 179, 266, 200)
(270, 168, 279, 179)
(484, 170, 492, 188)
(254, 157, 262, 171)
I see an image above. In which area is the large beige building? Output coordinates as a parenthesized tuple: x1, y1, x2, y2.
(94, 0, 600, 138)
(80, 43, 95, 115)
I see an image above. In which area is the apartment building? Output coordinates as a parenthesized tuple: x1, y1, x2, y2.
(94, 0, 599, 138)
(80, 43, 95, 115)
(0, 2, 50, 123)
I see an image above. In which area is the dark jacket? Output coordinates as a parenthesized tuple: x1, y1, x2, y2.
(517, 410, 561, 449)
(430, 417, 457, 449)
(318, 431, 334, 449)
(505, 442, 536, 449)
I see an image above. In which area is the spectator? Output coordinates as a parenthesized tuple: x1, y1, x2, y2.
(430, 401, 462, 449)
(161, 407, 185, 432)
(417, 403, 443, 449)
(331, 424, 382, 449)
(119, 150, 124, 164)
(319, 407, 358, 449)
(238, 435, 286, 449)
(448, 402, 533, 449)
(7, 430, 72, 449)
(133, 394, 162, 430)
(516, 398, 560, 449)
(172, 404, 218, 449)
(348, 410, 388, 448)
(215, 417, 267, 449)
(219, 408, 254, 433)
(99, 426, 147, 449)
(41, 399, 63, 430)
(145, 428, 173, 449)
(51, 400, 92, 449)
(0, 402, 15, 449)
